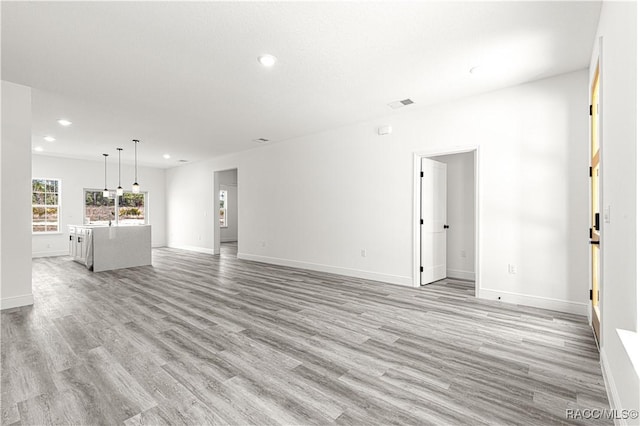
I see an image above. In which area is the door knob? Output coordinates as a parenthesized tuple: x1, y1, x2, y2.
(444, 224, 450, 229)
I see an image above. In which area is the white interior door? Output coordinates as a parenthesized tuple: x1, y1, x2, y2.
(421, 158, 447, 285)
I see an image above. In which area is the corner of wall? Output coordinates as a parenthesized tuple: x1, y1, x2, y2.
(1, 81, 33, 310)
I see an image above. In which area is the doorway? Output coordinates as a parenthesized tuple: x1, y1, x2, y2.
(590, 63, 601, 345)
(214, 168, 238, 258)
(413, 148, 479, 293)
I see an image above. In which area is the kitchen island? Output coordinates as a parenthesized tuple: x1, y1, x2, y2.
(69, 224, 152, 272)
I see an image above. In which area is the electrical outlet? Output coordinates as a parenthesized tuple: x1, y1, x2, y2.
(260, 241, 266, 247)
(198, 235, 202, 241)
(508, 264, 517, 274)
(361, 249, 367, 258)
(460, 250, 466, 258)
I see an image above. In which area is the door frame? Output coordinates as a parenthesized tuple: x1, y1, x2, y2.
(213, 167, 239, 255)
(588, 37, 604, 346)
(412, 145, 480, 295)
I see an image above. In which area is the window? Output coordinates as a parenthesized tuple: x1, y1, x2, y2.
(32, 178, 60, 233)
(118, 192, 145, 225)
(219, 189, 227, 227)
(84, 189, 146, 225)
(84, 190, 115, 225)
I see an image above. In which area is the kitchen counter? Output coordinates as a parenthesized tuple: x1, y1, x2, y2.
(69, 225, 152, 272)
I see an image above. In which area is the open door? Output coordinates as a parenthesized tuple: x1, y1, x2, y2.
(421, 158, 447, 285)
(590, 63, 601, 345)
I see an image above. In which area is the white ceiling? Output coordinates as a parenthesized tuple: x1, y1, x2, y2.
(2, 1, 601, 168)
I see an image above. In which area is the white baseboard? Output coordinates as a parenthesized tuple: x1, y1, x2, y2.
(167, 244, 214, 255)
(601, 350, 627, 425)
(1, 294, 34, 310)
(478, 288, 587, 315)
(237, 253, 413, 287)
(32, 250, 68, 258)
(447, 268, 475, 281)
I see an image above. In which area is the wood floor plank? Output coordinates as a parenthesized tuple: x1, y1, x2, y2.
(193, 380, 282, 426)
(0, 403, 19, 426)
(51, 315, 101, 355)
(82, 346, 158, 420)
(217, 347, 342, 420)
(1, 244, 611, 425)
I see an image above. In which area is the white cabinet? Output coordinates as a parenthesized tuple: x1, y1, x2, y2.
(75, 229, 84, 260)
(68, 226, 92, 267)
(68, 226, 76, 258)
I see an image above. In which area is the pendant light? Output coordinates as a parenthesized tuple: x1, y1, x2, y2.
(116, 148, 124, 196)
(102, 153, 110, 198)
(132, 139, 140, 193)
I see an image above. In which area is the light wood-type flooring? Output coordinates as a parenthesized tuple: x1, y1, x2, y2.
(2, 244, 610, 425)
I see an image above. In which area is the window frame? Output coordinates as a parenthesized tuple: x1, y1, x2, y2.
(32, 178, 61, 234)
(83, 188, 148, 226)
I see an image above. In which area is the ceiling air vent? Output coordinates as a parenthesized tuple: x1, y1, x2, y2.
(178, 159, 190, 163)
(253, 138, 269, 144)
(387, 98, 415, 109)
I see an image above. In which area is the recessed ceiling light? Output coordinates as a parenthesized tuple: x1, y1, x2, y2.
(57, 119, 72, 126)
(258, 54, 277, 67)
(44, 136, 56, 142)
(163, 154, 171, 159)
(34, 146, 44, 152)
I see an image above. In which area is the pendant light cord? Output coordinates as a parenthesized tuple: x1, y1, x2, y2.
(134, 140, 139, 182)
(117, 148, 122, 187)
(103, 153, 109, 190)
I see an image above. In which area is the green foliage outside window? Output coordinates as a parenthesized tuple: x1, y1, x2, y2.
(84, 190, 145, 225)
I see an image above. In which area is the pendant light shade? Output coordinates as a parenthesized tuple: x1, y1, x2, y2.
(102, 153, 110, 198)
(132, 139, 140, 193)
(116, 148, 124, 196)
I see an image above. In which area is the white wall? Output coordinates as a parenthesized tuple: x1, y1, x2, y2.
(1, 81, 33, 310)
(432, 152, 475, 281)
(591, 1, 640, 417)
(31, 155, 167, 257)
(218, 169, 238, 243)
(167, 69, 589, 314)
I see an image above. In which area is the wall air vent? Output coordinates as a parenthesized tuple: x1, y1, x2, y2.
(387, 98, 415, 109)
(253, 138, 269, 144)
